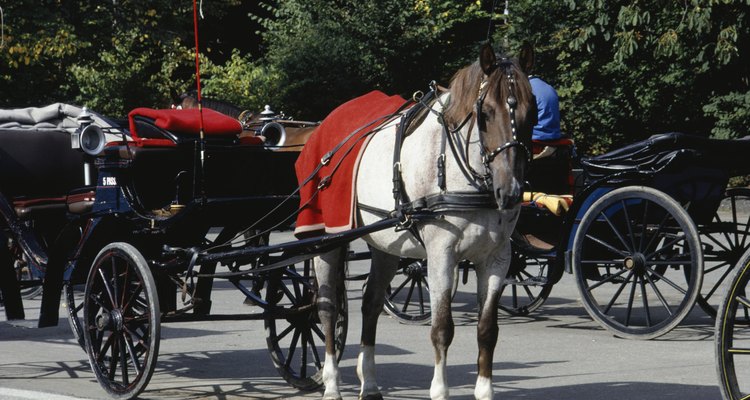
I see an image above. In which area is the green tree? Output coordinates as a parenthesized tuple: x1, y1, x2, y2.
(0, 1, 254, 116)
(253, 0, 492, 119)
(504, 0, 750, 154)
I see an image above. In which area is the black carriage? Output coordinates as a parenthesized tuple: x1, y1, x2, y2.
(0, 105, 356, 399)
(382, 132, 750, 340)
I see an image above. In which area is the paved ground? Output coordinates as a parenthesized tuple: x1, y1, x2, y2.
(0, 237, 723, 400)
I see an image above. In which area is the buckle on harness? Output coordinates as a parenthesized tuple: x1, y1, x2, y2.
(321, 151, 333, 166)
(318, 175, 331, 190)
(395, 212, 414, 231)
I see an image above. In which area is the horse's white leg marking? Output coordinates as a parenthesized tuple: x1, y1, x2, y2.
(474, 376, 494, 400)
(357, 248, 398, 400)
(314, 248, 346, 400)
(430, 287, 453, 400)
(357, 346, 378, 400)
(473, 241, 511, 400)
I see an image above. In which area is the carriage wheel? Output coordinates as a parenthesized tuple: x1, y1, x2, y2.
(699, 188, 750, 317)
(572, 186, 703, 339)
(716, 247, 750, 399)
(383, 259, 432, 324)
(499, 242, 554, 316)
(64, 281, 86, 349)
(83, 242, 160, 399)
(264, 259, 347, 391)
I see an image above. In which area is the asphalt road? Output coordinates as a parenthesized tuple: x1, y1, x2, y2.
(0, 237, 723, 400)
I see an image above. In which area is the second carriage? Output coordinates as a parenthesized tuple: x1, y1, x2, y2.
(0, 105, 356, 399)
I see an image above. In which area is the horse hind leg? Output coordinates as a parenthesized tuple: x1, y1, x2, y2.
(314, 247, 347, 400)
(358, 248, 399, 400)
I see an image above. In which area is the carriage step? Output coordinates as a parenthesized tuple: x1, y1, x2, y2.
(507, 276, 548, 286)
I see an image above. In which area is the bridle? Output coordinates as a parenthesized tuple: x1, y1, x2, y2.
(444, 58, 531, 194)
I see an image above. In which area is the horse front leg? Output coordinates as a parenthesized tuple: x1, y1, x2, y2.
(473, 242, 511, 400)
(427, 254, 457, 400)
(358, 248, 399, 400)
(314, 247, 347, 400)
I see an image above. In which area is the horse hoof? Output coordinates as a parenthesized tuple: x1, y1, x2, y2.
(323, 396, 343, 400)
(359, 394, 384, 400)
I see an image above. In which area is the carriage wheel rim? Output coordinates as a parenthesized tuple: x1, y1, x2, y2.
(572, 186, 703, 339)
(716, 249, 750, 399)
(83, 242, 160, 399)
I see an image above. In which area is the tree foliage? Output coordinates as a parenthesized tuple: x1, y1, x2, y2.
(0, 0, 748, 154)
(504, 0, 750, 154)
(253, 0, 491, 119)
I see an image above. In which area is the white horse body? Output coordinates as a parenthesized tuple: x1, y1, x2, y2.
(357, 95, 518, 262)
(313, 46, 534, 400)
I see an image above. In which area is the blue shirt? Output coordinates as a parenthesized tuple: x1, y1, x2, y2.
(529, 76, 562, 141)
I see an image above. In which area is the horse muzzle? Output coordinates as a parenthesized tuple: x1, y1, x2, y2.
(495, 180, 522, 210)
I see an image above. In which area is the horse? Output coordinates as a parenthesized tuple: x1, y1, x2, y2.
(174, 92, 317, 151)
(313, 44, 535, 400)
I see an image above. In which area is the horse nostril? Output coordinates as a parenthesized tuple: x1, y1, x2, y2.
(496, 186, 522, 210)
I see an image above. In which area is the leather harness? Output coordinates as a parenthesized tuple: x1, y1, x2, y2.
(377, 60, 530, 236)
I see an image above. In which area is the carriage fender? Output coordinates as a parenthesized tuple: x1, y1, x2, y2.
(38, 217, 95, 327)
(564, 249, 573, 274)
(39, 215, 120, 327)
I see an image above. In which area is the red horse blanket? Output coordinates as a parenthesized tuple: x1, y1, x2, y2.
(294, 91, 407, 238)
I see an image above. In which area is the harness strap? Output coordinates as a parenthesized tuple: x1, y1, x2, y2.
(440, 114, 487, 190)
(392, 89, 438, 218)
(407, 192, 497, 213)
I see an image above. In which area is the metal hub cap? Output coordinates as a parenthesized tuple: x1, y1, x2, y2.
(623, 253, 646, 272)
(96, 309, 124, 331)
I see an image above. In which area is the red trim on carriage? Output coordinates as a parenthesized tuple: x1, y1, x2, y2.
(104, 138, 178, 147)
(127, 108, 242, 139)
(531, 137, 574, 154)
(12, 196, 67, 208)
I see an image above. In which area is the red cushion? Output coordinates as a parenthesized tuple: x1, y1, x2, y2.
(128, 108, 242, 139)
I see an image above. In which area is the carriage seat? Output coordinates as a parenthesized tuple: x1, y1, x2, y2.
(532, 137, 574, 160)
(126, 108, 247, 146)
(526, 137, 575, 195)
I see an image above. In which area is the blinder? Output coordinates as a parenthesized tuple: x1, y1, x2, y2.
(475, 58, 531, 169)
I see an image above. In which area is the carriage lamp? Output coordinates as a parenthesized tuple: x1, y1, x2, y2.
(74, 107, 107, 186)
(71, 107, 93, 150)
(259, 104, 277, 122)
(257, 105, 287, 148)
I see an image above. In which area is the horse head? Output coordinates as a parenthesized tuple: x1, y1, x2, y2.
(445, 43, 536, 210)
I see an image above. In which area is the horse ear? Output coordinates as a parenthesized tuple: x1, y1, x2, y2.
(479, 43, 497, 75)
(519, 42, 535, 75)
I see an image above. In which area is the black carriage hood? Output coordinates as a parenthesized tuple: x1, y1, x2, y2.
(581, 132, 750, 181)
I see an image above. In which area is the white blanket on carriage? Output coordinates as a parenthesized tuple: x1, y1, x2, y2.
(0, 103, 121, 134)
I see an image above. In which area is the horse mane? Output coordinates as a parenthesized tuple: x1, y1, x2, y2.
(444, 57, 534, 137)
